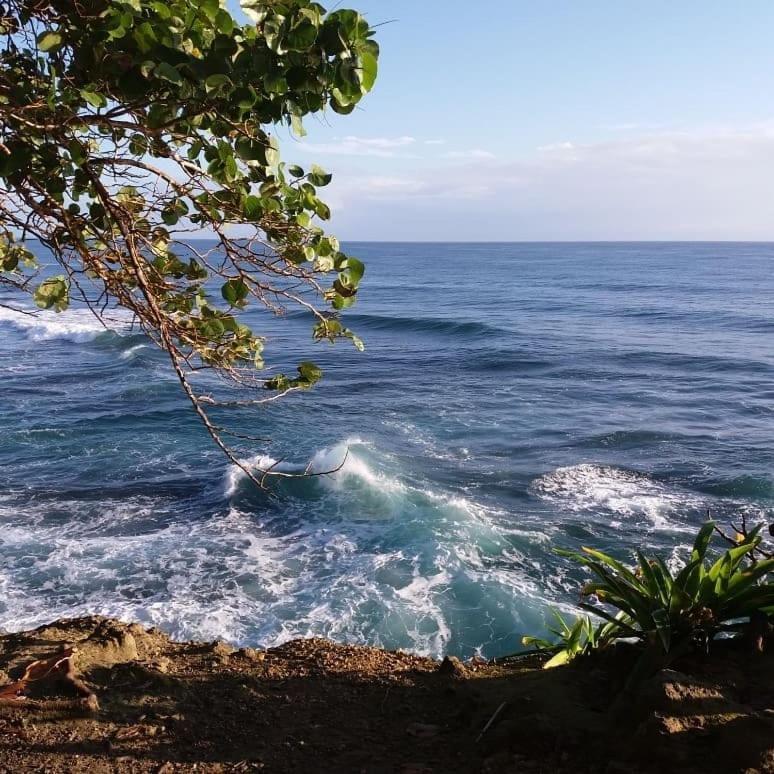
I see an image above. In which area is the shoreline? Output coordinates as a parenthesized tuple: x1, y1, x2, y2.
(0, 616, 771, 772)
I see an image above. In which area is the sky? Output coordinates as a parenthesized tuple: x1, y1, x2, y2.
(273, 0, 774, 241)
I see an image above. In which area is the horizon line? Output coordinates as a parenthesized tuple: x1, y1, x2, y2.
(19, 237, 774, 245)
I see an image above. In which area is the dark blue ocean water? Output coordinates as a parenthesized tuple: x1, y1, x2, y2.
(1, 242, 773, 658)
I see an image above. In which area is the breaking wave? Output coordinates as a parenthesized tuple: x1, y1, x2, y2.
(0, 305, 133, 343)
(0, 442, 559, 658)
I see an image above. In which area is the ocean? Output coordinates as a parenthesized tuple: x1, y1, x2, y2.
(1, 241, 772, 658)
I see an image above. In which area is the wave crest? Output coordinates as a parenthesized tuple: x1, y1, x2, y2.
(224, 438, 405, 500)
(0, 306, 132, 343)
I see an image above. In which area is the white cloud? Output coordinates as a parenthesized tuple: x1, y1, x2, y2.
(537, 141, 575, 152)
(444, 148, 496, 160)
(293, 135, 417, 158)
(324, 123, 774, 240)
(424, 138, 446, 145)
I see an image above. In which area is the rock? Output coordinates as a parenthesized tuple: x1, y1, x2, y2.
(238, 647, 265, 662)
(76, 623, 139, 669)
(150, 657, 171, 674)
(211, 641, 235, 657)
(438, 655, 467, 679)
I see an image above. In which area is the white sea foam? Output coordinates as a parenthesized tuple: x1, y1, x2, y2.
(0, 305, 133, 342)
(120, 343, 149, 360)
(0, 439, 561, 658)
(530, 463, 703, 531)
(7, 449, 750, 658)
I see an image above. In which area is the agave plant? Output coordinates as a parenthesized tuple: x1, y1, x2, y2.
(522, 611, 619, 668)
(562, 521, 774, 656)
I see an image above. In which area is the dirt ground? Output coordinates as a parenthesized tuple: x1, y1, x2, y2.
(0, 616, 771, 773)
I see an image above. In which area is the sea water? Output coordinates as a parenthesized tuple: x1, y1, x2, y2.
(0, 242, 772, 658)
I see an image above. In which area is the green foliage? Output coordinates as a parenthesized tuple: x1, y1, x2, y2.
(0, 0, 377, 397)
(564, 522, 774, 654)
(33, 276, 70, 311)
(0, 234, 36, 272)
(264, 360, 323, 391)
(522, 611, 619, 669)
(523, 523, 774, 670)
(0, 0, 379, 482)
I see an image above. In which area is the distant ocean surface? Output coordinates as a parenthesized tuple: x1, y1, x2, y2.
(1, 242, 773, 658)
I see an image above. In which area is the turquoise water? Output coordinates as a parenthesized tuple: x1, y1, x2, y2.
(1, 242, 773, 657)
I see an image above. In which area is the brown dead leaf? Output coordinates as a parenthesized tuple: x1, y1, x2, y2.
(0, 647, 98, 709)
(22, 648, 76, 682)
(0, 681, 27, 703)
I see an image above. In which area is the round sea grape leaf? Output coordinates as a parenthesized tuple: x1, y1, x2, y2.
(37, 32, 64, 52)
(298, 361, 323, 384)
(308, 165, 333, 187)
(358, 48, 378, 92)
(221, 279, 249, 307)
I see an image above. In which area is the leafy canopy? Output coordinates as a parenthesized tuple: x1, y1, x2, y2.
(0, 0, 378, 484)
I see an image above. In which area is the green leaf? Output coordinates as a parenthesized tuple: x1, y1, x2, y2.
(297, 361, 323, 384)
(68, 139, 86, 166)
(205, 74, 233, 94)
(161, 198, 188, 225)
(314, 255, 335, 272)
(313, 200, 331, 220)
(33, 276, 69, 311)
(338, 257, 365, 288)
(155, 62, 182, 85)
(652, 607, 672, 652)
(691, 522, 715, 562)
(215, 8, 235, 35)
(543, 650, 571, 669)
(308, 164, 333, 187)
(81, 89, 107, 108)
(235, 137, 268, 163)
(37, 32, 64, 52)
(243, 195, 263, 220)
(521, 635, 555, 651)
(221, 279, 249, 307)
(129, 133, 149, 156)
(358, 48, 378, 92)
(291, 114, 306, 138)
(240, 0, 268, 24)
(265, 136, 280, 168)
(332, 293, 356, 310)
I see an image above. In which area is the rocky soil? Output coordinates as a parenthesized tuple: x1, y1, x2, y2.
(0, 617, 771, 772)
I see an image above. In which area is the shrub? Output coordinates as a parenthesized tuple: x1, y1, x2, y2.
(522, 611, 619, 668)
(524, 522, 774, 669)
